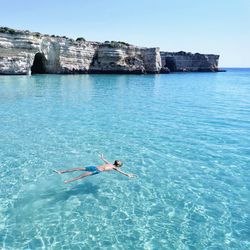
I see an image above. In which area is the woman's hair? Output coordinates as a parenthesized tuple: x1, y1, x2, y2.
(114, 160, 123, 167)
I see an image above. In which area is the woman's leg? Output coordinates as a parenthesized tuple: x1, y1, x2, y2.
(54, 167, 86, 174)
(64, 172, 94, 184)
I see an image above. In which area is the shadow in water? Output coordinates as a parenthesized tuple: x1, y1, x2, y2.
(42, 182, 100, 203)
(3, 182, 100, 225)
(9, 182, 100, 214)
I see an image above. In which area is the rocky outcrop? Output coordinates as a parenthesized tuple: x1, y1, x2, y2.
(0, 28, 161, 75)
(160, 51, 219, 72)
(0, 27, 220, 75)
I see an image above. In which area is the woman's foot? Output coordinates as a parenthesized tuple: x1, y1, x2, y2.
(53, 170, 62, 174)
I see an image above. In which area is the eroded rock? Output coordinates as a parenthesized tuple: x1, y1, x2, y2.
(0, 27, 219, 75)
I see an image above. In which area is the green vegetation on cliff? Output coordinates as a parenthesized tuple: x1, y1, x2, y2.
(0, 27, 17, 34)
(104, 41, 130, 48)
(76, 37, 86, 42)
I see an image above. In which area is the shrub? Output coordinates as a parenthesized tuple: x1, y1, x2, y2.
(0, 27, 17, 34)
(104, 40, 129, 47)
(76, 37, 86, 42)
(118, 41, 129, 46)
(8, 29, 16, 34)
(33, 32, 41, 37)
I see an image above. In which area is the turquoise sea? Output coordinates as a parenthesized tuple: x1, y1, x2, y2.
(0, 69, 249, 249)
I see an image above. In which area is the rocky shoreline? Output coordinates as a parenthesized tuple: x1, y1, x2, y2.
(0, 27, 220, 75)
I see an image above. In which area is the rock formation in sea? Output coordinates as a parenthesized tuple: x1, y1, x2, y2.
(0, 27, 220, 75)
(160, 51, 219, 72)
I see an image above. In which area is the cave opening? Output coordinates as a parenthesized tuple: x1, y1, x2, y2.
(164, 57, 177, 72)
(31, 53, 47, 74)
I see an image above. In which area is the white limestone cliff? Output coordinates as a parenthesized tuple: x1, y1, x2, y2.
(0, 27, 220, 75)
(0, 28, 161, 75)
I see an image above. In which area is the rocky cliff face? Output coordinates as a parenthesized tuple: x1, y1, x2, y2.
(0, 28, 161, 75)
(160, 51, 219, 72)
(0, 27, 219, 75)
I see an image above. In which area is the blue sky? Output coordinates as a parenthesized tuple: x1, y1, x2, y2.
(1, 0, 250, 67)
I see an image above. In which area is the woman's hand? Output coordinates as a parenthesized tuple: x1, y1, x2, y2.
(99, 153, 110, 164)
(127, 173, 136, 178)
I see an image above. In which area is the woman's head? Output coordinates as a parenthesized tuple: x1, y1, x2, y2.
(114, 160, 123, 167)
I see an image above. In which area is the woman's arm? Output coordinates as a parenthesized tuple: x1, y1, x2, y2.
(113, 167, 136, 178)
(99, 153, 111, 164)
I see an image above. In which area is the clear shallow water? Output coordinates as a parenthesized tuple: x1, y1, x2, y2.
(0, 69, 249, 249)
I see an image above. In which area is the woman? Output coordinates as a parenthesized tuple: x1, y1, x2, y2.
(54, 154, 136, 183)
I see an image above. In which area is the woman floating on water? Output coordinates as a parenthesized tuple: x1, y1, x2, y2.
(54, 154, 136, 183)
